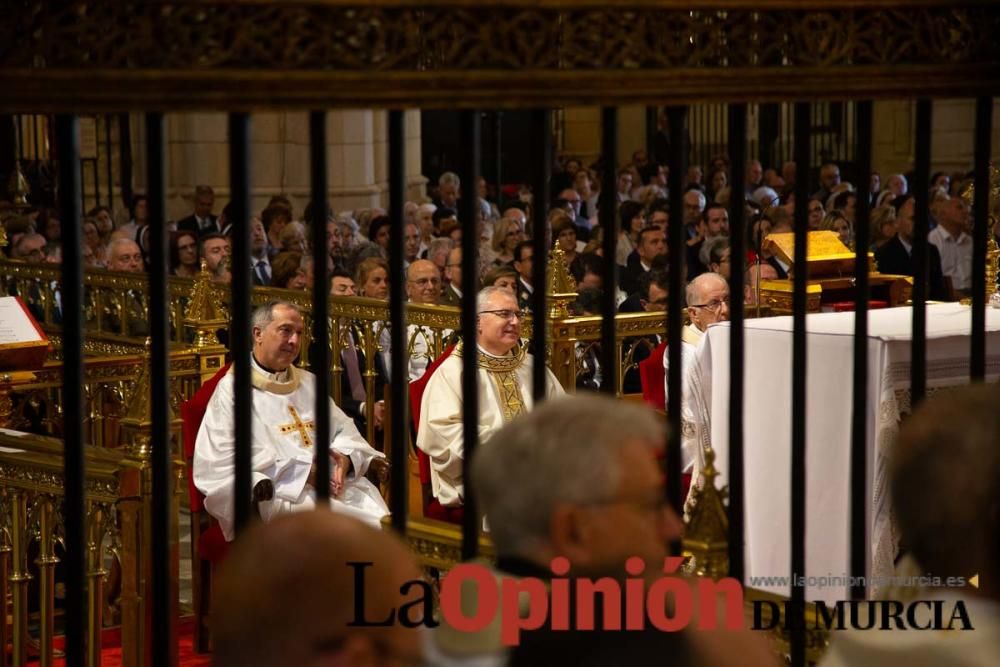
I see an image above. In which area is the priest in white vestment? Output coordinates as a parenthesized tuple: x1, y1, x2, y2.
(416, 286, 564, 507)
(664, 272, 729, 513)
(194, 300, 389, 541)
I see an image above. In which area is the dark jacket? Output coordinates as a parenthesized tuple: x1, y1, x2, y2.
(874, 235, 948, 301)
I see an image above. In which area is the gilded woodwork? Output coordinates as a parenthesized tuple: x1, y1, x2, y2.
(0, 432, 144, 667)
(1, 2, 998, 110)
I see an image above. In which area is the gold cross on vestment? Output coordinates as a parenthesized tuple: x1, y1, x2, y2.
(278, 406, 315, 448)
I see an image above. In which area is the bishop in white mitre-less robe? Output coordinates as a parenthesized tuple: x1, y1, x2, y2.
(664, 322, 712, 515)
(194, 356, 389, 541)
(416, 341, 564, 507)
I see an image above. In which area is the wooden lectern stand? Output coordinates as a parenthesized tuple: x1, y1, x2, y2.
(758, 231, 912, 314)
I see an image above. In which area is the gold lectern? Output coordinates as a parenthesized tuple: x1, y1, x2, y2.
(758, 231, 912, 314)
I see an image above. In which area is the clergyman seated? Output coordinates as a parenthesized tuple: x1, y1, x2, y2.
(416, 286, 563, 508)
(193, 300, 389, 540)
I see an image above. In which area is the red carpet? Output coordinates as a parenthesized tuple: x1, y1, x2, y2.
(25, 619, 211, 667)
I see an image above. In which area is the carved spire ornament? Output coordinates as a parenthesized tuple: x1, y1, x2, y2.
(545, 242, 578, 319)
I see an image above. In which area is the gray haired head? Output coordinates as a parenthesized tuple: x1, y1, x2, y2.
(471, 394, 664, 560)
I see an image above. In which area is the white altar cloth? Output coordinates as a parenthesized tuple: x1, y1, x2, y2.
(697, 304, 1000, 603)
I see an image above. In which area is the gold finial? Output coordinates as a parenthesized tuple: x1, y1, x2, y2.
(682, 447, 730, 580)
(545, 242, 578, 319)
(7, 160, 30, 210)
(184, 259, 228, 348)
(959, 164, 1000, 304)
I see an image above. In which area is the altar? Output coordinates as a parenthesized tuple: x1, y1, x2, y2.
(697, 303, 1000, 603)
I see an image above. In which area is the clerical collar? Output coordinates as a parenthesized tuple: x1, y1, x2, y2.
(682, 323, 703, 346)
(248, 355, 302, 394)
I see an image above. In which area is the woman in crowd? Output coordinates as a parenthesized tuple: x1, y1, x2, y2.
(356, 257, 390, 300)
(615, 200, 645, 266)
(82, 217, 107, 267)
(490, 217, 524, 267)
(172, 230, 200, 277)
(271, 251, 308, 289)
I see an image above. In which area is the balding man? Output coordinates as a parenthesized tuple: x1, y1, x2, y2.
(665, 272, 730, 508)
(12, 233, 48, 263)
(406, 259, 452, 381)
(417, 286, 563, 510)
(213, 512, 425, 667)
(194, 300, 388, 541)
(106, 239, 144, 273)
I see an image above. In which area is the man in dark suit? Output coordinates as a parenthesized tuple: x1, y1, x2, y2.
(620, 227, 667, 295)
(513, 241, 535, 311)
(619, 269, 668, 394)
(440, 247, 463, 306)
(874, 194, 948, 301)
(320, 269, 389, 446)
(176, 185, 221, 237)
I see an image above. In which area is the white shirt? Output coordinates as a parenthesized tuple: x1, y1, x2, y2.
(928, 225, 972, 291)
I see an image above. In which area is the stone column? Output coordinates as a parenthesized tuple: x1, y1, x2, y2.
(158, 110, 426, 223)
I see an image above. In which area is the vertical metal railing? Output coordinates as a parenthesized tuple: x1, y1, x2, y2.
(850, 101, 873, 601)
(665, 106, 686, 534)
(790, 101, 811, 667)
(310, 111, 332, 507)
(530, 109, 551, 403)
(56, 114, 85, 667)
(970, 97, 993, 381)
(229, 113, 253, 536)
(388, 109, 409, 531)
(459, 110, 481, 560)
(118, 113, 133, 212)
(145, 111, 173, 667)
(599, 107, 618, 395)
(726, 104, 747, 585)
(911, 101, 932, 407)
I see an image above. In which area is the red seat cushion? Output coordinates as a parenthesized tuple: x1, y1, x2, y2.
(196, 522, 230, 563)
(409, 344, 459, 520)
(181, 362, 231, 513)
(830, 300, 889, 312)
(639, 340, 668, 409)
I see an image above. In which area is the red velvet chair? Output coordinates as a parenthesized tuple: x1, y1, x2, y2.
(637, 341, 692, 502)
(409, 344, 464, 524)
(180, 362, 231, 653)
(638, 340, 668, 410)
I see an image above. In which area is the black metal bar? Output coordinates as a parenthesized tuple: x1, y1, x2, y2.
(56, 114, 85, 667)
(229, 113, 254, 537)
(145, 112, 172, 667)
(105, 115, 114, 209)
(790, 101, 811, 667)
(118, 112, 133, 210)
(849, 101, 873, 602)
(971, 97, 992, 381)
(530, 109, 552, 403)
(92, 157, 101, 213)
(726, 103, 747, 586)
(309, 111, 332, 507)
(665, 106, 686, 538)
(646, 106, 658, 160)
(387, 109, 408, 532)
(599, 107, 618, 396)
(459, 110, 482, 560)
(494, 111, 502, 202)
(911, 101, 931, 407)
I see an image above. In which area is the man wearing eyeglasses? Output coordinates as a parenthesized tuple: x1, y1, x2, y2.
(406, 259, 453, 382)
(416, 286, 563, 510)
(665, 272, 730, 513)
